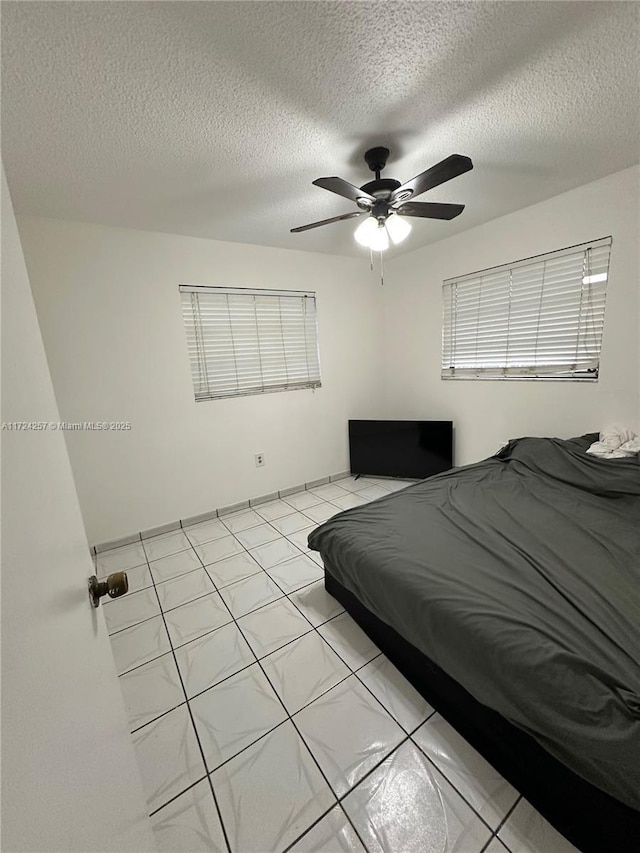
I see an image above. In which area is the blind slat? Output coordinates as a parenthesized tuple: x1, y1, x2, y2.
(442, 238, 611, 381)
(180, 286, 322, 401)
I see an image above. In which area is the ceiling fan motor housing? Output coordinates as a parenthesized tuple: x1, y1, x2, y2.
(291, 148, 471, 233)
(364, 146, 390, 173)
(361, 147, 403, 210)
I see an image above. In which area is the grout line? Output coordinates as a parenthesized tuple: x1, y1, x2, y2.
(93, 476, 400, 554)
(116, 644, 174, 678)
(209, 580, 370, 852)
(146, 772, 208, 818)
(152, 525, 371, 848)
(145, 559, 233, 853)
(494, 795, 521, 837)
(280, 802, 359, 853)
(108, 483, 480, 851)
(409, 734, 499, 836)
(129, 697, 188, 736)
(478, 835, 496, 853)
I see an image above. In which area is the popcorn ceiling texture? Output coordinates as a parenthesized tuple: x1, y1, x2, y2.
(2, 1, 639, 257)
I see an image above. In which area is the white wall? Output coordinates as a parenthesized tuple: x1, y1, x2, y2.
(381, 166, 640, 465)
(18, 167, 639, 543)
(1, 168, 155, 851)
(18, 217, 383, 544)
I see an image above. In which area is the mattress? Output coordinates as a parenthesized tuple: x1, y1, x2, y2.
(307, 435, 640, 811)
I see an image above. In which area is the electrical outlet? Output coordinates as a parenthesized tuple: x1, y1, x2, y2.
(255, 453, 265, 467)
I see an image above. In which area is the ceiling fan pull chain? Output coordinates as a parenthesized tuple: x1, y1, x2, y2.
(380, 250, 384, 286)
(370, 246, 373, 271)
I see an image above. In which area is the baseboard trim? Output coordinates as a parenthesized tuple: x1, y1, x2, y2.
(91, 470, 352, 553)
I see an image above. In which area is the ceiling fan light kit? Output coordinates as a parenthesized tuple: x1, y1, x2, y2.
(354, 212, 410, 250)
(385, 212, 412, 244)
(291, 146, 473, 255)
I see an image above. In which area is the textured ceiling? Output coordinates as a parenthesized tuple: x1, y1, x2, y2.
(2, 1, 639, 258)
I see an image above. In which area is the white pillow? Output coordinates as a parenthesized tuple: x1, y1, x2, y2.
(586, 424, 640, 458)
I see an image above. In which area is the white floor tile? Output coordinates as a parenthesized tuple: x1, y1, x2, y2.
(109, 615, 171, 675)
(194, 535, 244, 566)
(352, 476, 389, 490)
(211, 720, 335, 853)
(377, 479, 414, 493)
(295, 675, 405, 797)
(96, 542, 147, 574)
(329, 492, 368, 511)
(317, 612, 380, 671)
(308, 550, 324, 567)
(261, 631, 350, 714)
(342, 740, 492, 853)
(150, 779, 226, 852)
(413, 714, 519, 830)
(103, 587, 160, 635)
(183, 519, 230, 547)
(354, 484, 389, 501)
(270, 511, 315, 536)
(332, 476, 365, 493)
(150, 549, 203, 584)
(254, 499, 296, 521)
(283, 490, 324, 511)
(237, 597, 312, 658)
(266, 553, 324, 593)
(219, 572, 284, 618)
(310, 483, 350, 501)
(289, 580, 344, 626)
(132, 705, 205, 814)
(234, 522, 281, 550)
(249, 537, 302, 569)
(119, 653, 185, 731)
(143, 531, 192, 562)
(358, 655, 434, 733)
(289, 804, 366, 852)
(498, 798, 581, 853)
(156, 569, 216, 612)
(163, 592, 232, 648)
(485, 839, 511, 853)
(204, 551, 263, 589)
(287, 524, 316, 552)
(219, 508, 265, 533)
(303, 502, 341, 524)
(190, 664, 287, 770)
(175, 622, 255, 698)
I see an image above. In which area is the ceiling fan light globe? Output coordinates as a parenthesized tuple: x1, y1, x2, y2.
(354, 216, 379, 247)
(385, 213, 411, 244)
(369, 222, 390, 252)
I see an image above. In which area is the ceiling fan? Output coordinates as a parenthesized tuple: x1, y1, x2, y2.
(291, 147, 473, 251)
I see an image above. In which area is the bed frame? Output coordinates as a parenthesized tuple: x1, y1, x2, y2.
(324, 566, 640, 853)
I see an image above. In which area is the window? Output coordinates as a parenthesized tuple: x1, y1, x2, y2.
(441, 237, 611, 380)
(180, 286, 321, 401)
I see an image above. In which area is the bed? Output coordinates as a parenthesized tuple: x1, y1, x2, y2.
(307, 434, 640, 852)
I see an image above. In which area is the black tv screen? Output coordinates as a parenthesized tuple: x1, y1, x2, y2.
(349, 420, 453, 479)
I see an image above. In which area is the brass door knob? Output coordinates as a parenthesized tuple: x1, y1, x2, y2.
(88, 571, 129, 608)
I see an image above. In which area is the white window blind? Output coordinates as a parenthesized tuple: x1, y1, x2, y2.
(442, 237, 611, 380)
(180, 286, 321, 401)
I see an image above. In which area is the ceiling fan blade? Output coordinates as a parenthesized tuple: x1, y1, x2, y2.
(290, 211, 365, 233)
(312, 177, 376, 205)
(394, 202, 465, 220)
(391, 155, 473, 203)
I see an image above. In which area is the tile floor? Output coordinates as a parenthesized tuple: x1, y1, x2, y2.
(99, 476, 580, 853)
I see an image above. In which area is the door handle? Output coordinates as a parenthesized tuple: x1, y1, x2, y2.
(88, 571, 129, 608)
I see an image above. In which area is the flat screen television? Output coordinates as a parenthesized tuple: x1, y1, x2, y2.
(349, 420, 453, 480)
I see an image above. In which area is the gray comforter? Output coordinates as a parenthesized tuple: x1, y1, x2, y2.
(308, 435, 640, 810)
